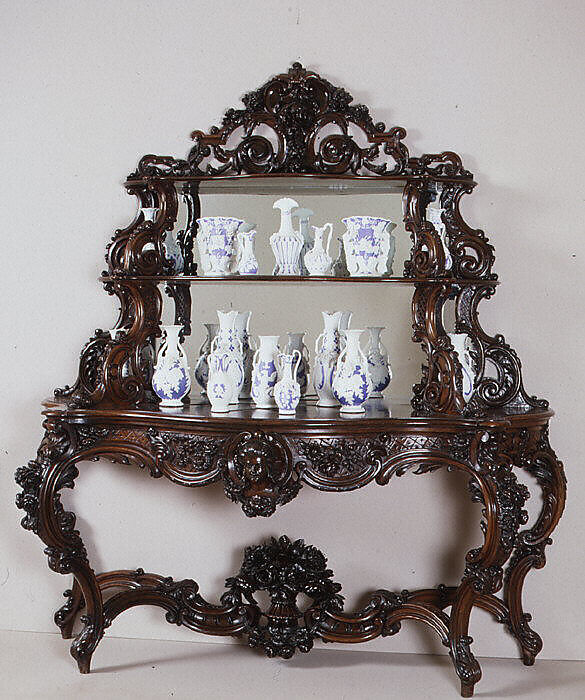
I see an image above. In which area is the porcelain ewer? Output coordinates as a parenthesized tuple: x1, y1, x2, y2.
(274, 350, 302, 415)
(332, 329, 372, 413)
(206, 352, 234, 413)
(235, 223, 259, 275)
(285, 332, 310, 396)
(152, 325, 191, 407)
(304, 223, 334, 276)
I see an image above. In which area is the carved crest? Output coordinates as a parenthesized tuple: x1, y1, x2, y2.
(130, 62, 472, 180)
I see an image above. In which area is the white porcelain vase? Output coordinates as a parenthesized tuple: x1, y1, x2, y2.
(251, 335, 280, 408)
(332, 329, 372, 413)
(271, 198, 304, 275)
(196, 217, 244, 276)
(341, 216, 397, 276)
(211, 310, 244, 403)
(285, 332, 310, 396)
(207, 352, 234, 413)
(449, 332, 475, 402)
(152, 325, 191, 407)
(304, 223, 334, 276)
(313, 311, 343, 407)
(194, 322, 219, 395)
(366, 326, 392, 398)
(274, 351, 302, 415)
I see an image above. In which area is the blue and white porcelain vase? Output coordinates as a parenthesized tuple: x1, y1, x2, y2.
(152, 325, 191, 407)
(207, 352, 234, 413)
(427, 204, 453, 271)
(274, 351, 302, 415)
(332, 329, 372, 413)
(271, 198, 304, 275)
(234, 310, 254, 399)
(313, 311, 343, 407)
(448, 332, 475, 402)
(196, 217, 244, 276)
(194, 322, 218, 395)
(366, 326, 392, 398)
(236, 225, 259, 275)
(341, 216, 397, 276)
(251, 335, 280, 408)
(285, 332, 309, 396)
(211, 310, 244, 404)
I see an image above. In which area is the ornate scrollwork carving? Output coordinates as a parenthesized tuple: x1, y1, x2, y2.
(220, 431, 300, 517)
(127, 63, 472, 181)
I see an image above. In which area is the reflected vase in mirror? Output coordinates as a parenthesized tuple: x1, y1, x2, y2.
(448, 332, 475, 402)
(141, 207, 184, 273)
(285, 332, 310, 396)
(342, 216, 396, 276)
(274, 351, 302, 415)
(366, 326, 391, 398)
(293, 207, 314, 275)
(194, 322, 219, 395)
(196, 217, 244, 276)
(426, 204, 453, 271)
(211, 310, 244, 403)
(152, 325, 191, 407)
(332, 329, 372, 413)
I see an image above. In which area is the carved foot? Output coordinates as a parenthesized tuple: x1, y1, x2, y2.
(450, 635, 481, 698)
(70, 614, 103, 674)
(55, 583, 85, 639)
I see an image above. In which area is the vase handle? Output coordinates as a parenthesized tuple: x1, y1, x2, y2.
(324, 223, 334, 256)
(292, 349, 301, 380)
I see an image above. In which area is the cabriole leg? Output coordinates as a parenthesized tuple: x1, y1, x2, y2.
(505, 426, 567, 665)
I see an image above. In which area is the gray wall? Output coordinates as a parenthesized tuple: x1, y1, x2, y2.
(2, 0, 583, 661)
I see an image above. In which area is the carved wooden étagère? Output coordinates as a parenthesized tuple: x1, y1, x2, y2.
(16, 63, 565, 697)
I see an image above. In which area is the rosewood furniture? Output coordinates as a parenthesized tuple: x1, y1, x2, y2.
(15, 63, 566, 697)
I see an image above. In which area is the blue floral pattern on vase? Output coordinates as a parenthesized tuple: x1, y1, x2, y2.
(332, 329, 372, 413)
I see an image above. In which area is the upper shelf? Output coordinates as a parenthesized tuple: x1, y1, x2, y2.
(100, 274, 499, 286)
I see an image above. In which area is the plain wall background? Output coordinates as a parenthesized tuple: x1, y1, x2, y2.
(1, 0, 584, 664)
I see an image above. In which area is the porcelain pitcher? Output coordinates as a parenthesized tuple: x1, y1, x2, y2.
(274, 351, 302, 415)
(313, 311, 343, 407)
(304, 223, 334, 276)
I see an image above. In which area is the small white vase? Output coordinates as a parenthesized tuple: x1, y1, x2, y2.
(332, 329, 372, 413)
(251, 335, 280, 408)
(285, 332, 310, 396)
(313, 311, 343, 407)
(427, 205, 453, 271)
(212, 310, 244, 403)
(152, 325, 191, 407)
(271, 198, 304, 275)
(274, 351, 302, 415)
(304, 223, 334, 276)
(449, 332, 475, 402)
(194, 322, 219, 395)
(366, 326, 392, 398)
(196, 217, 244, 276)
(236, 225, 259, 275)
(207, 353, 234, 413)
